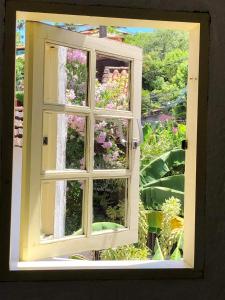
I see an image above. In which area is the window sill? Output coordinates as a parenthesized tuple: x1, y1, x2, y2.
(12, 259, 191, 270)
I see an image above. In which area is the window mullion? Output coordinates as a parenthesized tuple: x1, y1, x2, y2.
(85, 50, 96, 237)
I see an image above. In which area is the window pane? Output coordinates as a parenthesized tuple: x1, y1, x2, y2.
(42, 112, 86, 170)
(41, 180, 84, 241)
(92, 178, 127, 232)
(94, 118, 129, 169)
(95, 53, 130, 110)
(44, 43, 88, 106)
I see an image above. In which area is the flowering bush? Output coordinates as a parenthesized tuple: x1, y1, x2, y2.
(65, 48, 88, 106)
(95, 69, 129, 110)
(94, 119, 128, 169)
(141, 121, 186, 169)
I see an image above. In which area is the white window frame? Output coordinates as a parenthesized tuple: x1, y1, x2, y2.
(0, 4, 208, 277)
(19, 21, 142, 261)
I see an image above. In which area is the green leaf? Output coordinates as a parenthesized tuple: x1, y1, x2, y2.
(141, 186, 184, 212)
(152, 238, 164, 260)
(170, 247, 182, 260)
(140, 149, 185, 185)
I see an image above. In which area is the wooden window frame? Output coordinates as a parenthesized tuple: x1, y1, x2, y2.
(20, 21, 142, 261)
(0, 1, 209, 280)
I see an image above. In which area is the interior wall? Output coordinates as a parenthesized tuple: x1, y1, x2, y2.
(1, 0, 225, 299)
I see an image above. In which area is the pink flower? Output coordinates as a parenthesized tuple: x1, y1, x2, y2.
(95, 121, 107, 131)
(66, 89, 76, 101)
(67, 49, 87, 64)
(159, 114, 173, 122)
(106, 102, 116, 109)
(172, 127, 178, 134)
(96, 131, 106, 144)
(112, 151, 119, 160)
(102, 141, 112, 149)
(68, 115, 85, 135)
(103, 154, 111, 162)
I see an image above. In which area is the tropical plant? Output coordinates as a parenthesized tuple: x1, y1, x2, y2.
(152, 197, 183, 260)
(140, 148, 185, 211)
(100, 201, 150, 260)
(15, 56, 25, 92)
(140, 122, 186, 168)
(159, 197, 182, 258)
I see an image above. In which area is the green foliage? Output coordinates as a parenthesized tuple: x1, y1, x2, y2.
(124, 29, 189, 56)
(140, 149, 185, 185)
(100, 201, 150, 260)
(93, 179, 126, 225)
(151, 197, 183, 260)
(65, 181, 83, 236)
(146, 210, 162, 233)
(143, 49, 188, 104)
(170, 233, 183, 260)
(141, 122, 186, 168)
(106, 200, 125, 224)
(142, 186, 184, 212)
(125, 30, 188, 117)
(15, 91, 24, 104)
(141, 89, 152, 116)
(152, 238, 164, 260)
(66, 127, 84, 169)
(15, 56, 25, 91)
(73, 222, 124, 236)
(159, 197, 182, 258)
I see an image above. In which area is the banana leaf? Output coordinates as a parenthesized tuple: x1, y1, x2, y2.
(146, 210, 184, 233)
(141, 186, 184, 212)
(142, 174, 184, 191)
(140, 149, 185, 186)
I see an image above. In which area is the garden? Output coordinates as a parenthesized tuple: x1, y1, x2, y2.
(15, 22, 188, 260)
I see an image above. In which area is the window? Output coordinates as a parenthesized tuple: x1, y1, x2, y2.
(0, 2, 209, 279)
(20, 22, 142, 260)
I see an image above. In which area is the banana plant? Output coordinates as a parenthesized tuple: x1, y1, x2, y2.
(140, 149, 185, 212)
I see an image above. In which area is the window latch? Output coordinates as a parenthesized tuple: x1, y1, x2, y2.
(43, 136, 48, 145)
(181, 139, 188, 150)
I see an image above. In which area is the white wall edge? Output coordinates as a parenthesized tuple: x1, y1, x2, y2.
(11, 259, 192, 270)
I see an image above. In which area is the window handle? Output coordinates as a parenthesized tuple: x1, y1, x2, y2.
(181, 139, 188, 150)
(43, 136, 48, 145)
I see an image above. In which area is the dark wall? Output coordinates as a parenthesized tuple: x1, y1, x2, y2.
(1, 0, 225, 299)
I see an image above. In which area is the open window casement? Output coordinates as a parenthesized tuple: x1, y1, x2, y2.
(20, 22, 142, 261)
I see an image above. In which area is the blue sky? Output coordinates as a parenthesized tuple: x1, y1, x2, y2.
(119, 27, 154, 34)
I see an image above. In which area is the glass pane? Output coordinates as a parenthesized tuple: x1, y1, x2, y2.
(92, 178, 127, 232)
(95, 53, 130, 110)
(42, 112, 86, 170)
(94, 118, 129, 169)
(41, 180, 84, 241)
(44, 43, 88, 106)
